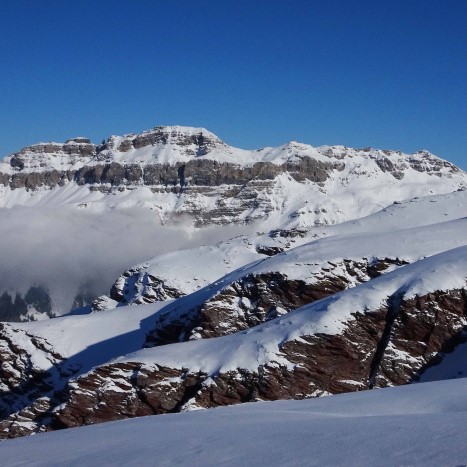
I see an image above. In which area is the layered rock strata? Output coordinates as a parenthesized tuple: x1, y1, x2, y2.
(1, 126, 464, 227)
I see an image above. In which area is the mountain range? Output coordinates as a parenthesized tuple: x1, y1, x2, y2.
(0, 126, 466, 457)
(0, 125, 465, 322)
(0, 125, 464, 226)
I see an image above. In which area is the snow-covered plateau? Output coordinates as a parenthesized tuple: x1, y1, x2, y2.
(0, 125, 466, 465)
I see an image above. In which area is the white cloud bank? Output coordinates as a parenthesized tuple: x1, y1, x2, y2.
(0, 206, 253, 313)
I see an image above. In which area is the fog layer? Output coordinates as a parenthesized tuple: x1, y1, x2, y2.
(0, 206, 253, 313)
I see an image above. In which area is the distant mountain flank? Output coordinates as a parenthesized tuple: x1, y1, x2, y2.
(0, 125, 465, 227)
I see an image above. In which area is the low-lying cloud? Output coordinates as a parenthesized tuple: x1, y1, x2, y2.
(0, 206, 254, 313)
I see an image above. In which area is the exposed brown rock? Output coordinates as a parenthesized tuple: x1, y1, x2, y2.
(374, 289, 467, 387)
(1, 287, 466, 439)
(145, 272, 352, 346)
(145, 258, 401, 346)
(50, 287, 467, 432)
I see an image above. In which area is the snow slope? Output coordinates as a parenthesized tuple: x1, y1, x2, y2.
(107, 189, 467, 305)
(249, 217, 467, 281)
(9, 243, 466, 380)
(2, 188, 464, 374)
(7, 301, 170, 376)
(8, 189, 467, 375)
(0, 162, 463, 229)
(1, 185, 466, 442)
(2, 378, 467, 466)
(111, 246, 467, 374)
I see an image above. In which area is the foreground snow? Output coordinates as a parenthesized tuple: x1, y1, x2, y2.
(2, 378, 467, 466)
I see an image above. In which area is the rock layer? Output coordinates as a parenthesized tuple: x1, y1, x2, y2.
(1, 126, 464, 228)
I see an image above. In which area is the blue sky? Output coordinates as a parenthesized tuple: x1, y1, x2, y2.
(0, 0, 466, 169)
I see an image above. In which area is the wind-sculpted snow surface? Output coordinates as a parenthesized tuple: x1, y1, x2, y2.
(2, 378, 467, 466)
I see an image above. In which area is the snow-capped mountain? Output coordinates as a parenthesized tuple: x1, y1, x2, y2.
(0, 125, 466, 442)
(0, 125, 465, 323)
(0, 125, 465, 228)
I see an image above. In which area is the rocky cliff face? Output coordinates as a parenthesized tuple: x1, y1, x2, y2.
(0, 128, 336, 191)
(144, 258, 407, 346)
(1, 126, 465, 227)
(55, 289, 465, 430)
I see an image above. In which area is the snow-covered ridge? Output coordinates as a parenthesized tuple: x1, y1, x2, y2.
(1, 189, 466, 439)
(13, 219, 467, 372)
(112, 245, 467, 374)
(3, 242, 462, 436)
(1, 124, 463, 172)
(104, 190, 467, 308)
(0, 124, 464, 229)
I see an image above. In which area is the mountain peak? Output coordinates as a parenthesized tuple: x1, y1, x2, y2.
(104, 125, 225, 158)
(150, 125, 221, 139)
(65, 137, 92, 144)
(0, 125, 464, 198)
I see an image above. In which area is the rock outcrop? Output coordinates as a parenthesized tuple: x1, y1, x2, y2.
(98, 250, 409, 349)
(51, 288, 467, 431)
(2, 257, 465, 440)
